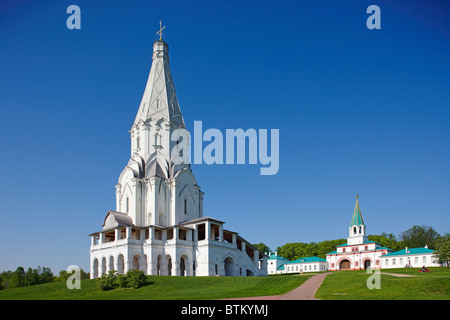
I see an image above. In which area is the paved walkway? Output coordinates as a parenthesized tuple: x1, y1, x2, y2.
(222, 273, 331, 300)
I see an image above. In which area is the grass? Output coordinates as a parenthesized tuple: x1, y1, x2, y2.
(0, 274, 311, 300)
(315, 267, 450, 300)
(2, 268, 449, 300)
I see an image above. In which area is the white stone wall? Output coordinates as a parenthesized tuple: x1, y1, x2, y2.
(90, 222, 267, 279)
(380, 254, 441, 269)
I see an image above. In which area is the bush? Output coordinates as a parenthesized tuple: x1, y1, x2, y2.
(125, 269, 147, 289)
(96, 271, 117, 291)
(115, 273, 129, 288)
(95, 269, 147, 291)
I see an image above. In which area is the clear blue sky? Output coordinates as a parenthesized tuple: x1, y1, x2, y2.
(0, 0, 449, 273)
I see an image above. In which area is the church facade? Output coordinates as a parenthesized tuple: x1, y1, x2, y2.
(326, 196, 393, 271)
(89, 38, 267, 278)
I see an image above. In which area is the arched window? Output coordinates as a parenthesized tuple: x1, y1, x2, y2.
(359, 226, 362, 234)
(353, 227, 357, 234)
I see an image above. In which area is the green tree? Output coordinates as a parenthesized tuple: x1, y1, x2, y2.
(25, 268, 40, 286)
(399, 225, 440, 249)
(9, 267, 26, 288)
(368, 234, 400, 251)
(39, 267, 54, 284)
(316, 239, 346, 259)
(434, 236, 450, 269)
(252, 243, 271, 255)
(58, 268, 90, 281)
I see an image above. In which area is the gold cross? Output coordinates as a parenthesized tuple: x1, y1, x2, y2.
(156, 21, 165, 41)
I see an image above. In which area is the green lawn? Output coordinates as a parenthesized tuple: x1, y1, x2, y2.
(0, 274, 311, 300)
(316, 267, 450, 300)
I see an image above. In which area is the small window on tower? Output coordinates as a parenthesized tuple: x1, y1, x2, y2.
(184, 199, 187, 214)
(126, 197, 129, 213)
(359, 226, 362, 234)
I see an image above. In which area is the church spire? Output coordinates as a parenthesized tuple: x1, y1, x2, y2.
(347, 195, 368, 245)
(133, 23, 184, 129)
(350, 195, 365, 227)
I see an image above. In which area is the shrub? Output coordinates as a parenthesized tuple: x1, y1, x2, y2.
(95, 269, 147, 291)
(96, 271, 117, 291)
(125, 269, 147, 289)
(115, 273, 129, 288)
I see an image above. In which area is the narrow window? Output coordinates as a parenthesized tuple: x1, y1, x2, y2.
(126, 197, 129, 213)
(184, 198, 187, 214)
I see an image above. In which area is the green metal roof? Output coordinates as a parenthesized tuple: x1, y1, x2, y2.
(287, 256, 327, 264)
(380, 247, 434, 258)
(350, 198, 365, 227)
(268, 253, 289, 261)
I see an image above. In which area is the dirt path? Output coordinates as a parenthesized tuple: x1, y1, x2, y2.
(380, 272, 418, 277)
(221, 272, 331, 300)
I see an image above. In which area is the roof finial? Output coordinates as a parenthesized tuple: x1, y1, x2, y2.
(356, 195, 359, 200)
(157, 21, 165, 41)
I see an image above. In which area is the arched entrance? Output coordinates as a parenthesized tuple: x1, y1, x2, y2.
(108, 256, 114, 272)
(117, 254, 125, 274)
(180, 256, 186, 276)
(156, 254, 162, 275)
(93, 258, 99, 279)
(340, 259, 351, 270)
(166, 255, 172, 276)
(101, 257, 106, 275)
(133, 255, 140, 270)
(364, 259, 371, 270)
(224, 257, 234, 276)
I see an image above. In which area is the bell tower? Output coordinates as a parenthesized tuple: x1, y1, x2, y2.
(347, 195, 368, 245)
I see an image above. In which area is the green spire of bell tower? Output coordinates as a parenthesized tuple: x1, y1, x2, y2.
(350, 195, 365, 227)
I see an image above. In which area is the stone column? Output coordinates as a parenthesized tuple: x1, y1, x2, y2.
(205, 221, 211, 241)
(149, 226, 155, 242)
(115, 184, 121, 211)
(218, 224, 223, 242)
(126, 227, 132, 240)
(194, 225, 199, 244)
(253, 250, 259, 267)
(261, 256, 268, 274)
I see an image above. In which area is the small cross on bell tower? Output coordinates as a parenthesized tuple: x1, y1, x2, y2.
(156, 21, 165, 41)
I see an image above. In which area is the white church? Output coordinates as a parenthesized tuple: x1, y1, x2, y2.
(89, 33, 268, 278)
